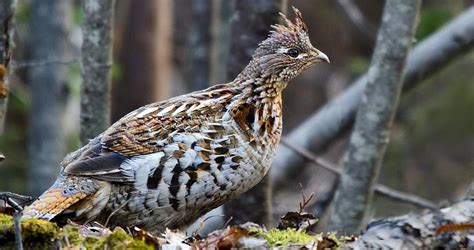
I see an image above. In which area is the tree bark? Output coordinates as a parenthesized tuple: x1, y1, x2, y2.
(327, 0, 421, 233)
(27, 0, 71, 195)
(80, 0, 115, 145)
(223, 0, 286, 226)
(183, 0, 212, 91)
(272, 6, 474, 187)
(209, 0, 235, 85)
(0, 0, 15, 133)
(112, 0, 172, 121)
(345, 198, 474, 249)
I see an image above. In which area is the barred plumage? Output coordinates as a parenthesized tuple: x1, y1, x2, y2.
(23, 7, 329, 233)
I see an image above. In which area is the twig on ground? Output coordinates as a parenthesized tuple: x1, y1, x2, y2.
(0, 192, 35, 211)
(13, 211, 23, 250)
(280, 138, 437, 210)
(298, 184, 315, 213)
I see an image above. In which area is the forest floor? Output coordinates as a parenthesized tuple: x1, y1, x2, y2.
(0, 210, 352, 249)
(0, 191, 472, 249)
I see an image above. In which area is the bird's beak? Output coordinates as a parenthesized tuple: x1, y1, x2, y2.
(310, 48, 330, 63)
(316, 51, 330, 63)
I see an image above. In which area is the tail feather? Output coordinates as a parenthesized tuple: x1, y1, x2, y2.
(23, 188, 87, 220)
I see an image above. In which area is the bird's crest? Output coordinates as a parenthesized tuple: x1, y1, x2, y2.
(268, 7, 309, 45)
(273, 7, 308, 34)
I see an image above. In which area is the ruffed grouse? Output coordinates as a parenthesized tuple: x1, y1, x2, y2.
(23, 7, 329, 232)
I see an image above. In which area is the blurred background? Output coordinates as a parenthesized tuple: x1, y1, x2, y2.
(0, 0, 473, 231)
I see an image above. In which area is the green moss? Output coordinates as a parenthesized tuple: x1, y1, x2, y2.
(83, 236, 102, 249)
(324, 232, 347, 248)
(252, 228, 313, 247)
(56, 225, 83, 247)
(80, 228, 153, 250)
(21, 218, 59, 241)
(107, 228, 153, 249)
(0, 214, 59, 248)
(0, 215, 153, 249)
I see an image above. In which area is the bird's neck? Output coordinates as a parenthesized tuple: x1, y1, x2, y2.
(232, 60, 289, 104)
(223, 66, 286, 146)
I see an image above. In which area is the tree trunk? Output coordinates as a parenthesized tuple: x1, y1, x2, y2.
(183, 0, 212, 91)
(80, 0, 115, 145)
(112, 0, 172, 121)
(0, 0, 15, 133)
(327, 0, 421, 234)
(27, 0, 72, 196)
(223, 0, 286, 226)
(209, 0, 235, 85)
(271, 6, 474, 187)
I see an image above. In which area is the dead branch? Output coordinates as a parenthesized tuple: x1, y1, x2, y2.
(336, 0, 376, 42)
(280, 138, 437, 210)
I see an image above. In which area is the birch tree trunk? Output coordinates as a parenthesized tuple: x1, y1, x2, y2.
(0, 0, 15, 133)
(27, 0, 71, 195)
(327, 0, 421, 234)
(223, 0, 286, 226)
(80, 0, 115, 145)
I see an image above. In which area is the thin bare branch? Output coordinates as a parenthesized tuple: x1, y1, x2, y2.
(336, 0, 376, 41)
(12, 57, 80, 69)
(373, 184, 437, 210)
(280, 138, 437, 210)
(13, 211, 23, 250)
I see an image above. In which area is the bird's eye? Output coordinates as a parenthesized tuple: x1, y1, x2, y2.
(287, 48, 300, 58)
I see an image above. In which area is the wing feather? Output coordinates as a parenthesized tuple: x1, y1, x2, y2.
(61, 85, 235, 183)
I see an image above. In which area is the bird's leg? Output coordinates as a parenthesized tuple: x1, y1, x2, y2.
(0, 192, 36, 212)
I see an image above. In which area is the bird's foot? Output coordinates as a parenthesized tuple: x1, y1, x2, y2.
(0, 192, 36, 212)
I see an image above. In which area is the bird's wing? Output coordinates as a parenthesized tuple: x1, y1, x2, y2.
(63, 85, 238, 183)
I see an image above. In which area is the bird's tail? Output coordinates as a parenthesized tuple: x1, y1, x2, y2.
(22, 187, 88, 220)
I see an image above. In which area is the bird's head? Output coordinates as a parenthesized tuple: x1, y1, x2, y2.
(251, 7, 329, 82)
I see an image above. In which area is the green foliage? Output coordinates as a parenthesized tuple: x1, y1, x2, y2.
(347, 56, 369, 76)
(15, 2, 32, 23)
(416, 3, 460, 40)
(0, 85, 30, 193)
(112, 62, 123, 82)
(73, 4, 84, 24)
(381, 51, 474, 207)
